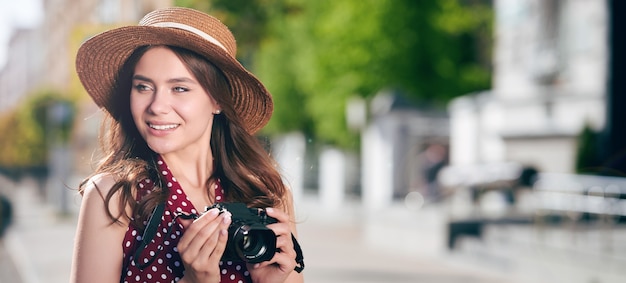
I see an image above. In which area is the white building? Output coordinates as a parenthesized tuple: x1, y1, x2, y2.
(449, 0, 608, 173)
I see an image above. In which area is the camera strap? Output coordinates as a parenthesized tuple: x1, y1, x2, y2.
(132, 202, 166, 269)
(291, 234, 305, 273)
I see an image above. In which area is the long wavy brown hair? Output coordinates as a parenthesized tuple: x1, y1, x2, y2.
(79, 45, 286, 229)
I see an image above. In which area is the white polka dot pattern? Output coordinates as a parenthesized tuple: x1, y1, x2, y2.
(120, 155, 251, 283)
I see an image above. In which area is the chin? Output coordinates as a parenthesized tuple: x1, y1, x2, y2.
(146, 143, 176, 155)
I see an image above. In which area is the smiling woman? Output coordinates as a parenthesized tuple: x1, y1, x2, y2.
(71, 7, 304, 283)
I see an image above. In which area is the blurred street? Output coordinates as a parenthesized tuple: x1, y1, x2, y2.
(1, 178, 626, 283)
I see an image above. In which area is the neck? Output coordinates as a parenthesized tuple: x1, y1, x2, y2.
(161, 150, 214, 191)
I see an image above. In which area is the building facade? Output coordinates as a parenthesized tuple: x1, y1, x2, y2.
(449, 0, 608, 173)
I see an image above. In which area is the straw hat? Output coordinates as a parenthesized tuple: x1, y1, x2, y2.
(76, 7, 272, 134)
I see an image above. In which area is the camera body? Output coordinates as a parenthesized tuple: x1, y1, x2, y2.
(206, 202, 278, 263)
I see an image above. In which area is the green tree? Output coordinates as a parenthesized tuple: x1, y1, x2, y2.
(0, 90, 75, 169)
(176, 0, 492, 148)
(257, 0, 493, 148)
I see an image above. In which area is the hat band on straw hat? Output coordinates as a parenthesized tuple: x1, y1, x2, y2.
(148, 22, 228, 52)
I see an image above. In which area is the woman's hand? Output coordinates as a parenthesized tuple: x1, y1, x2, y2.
(177, 208, 232, 283)
(248, 207, 300, 283)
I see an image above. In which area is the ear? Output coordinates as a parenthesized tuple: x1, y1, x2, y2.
(209, 96, 221, 115)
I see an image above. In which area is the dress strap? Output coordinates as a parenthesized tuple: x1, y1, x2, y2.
(214, 179, 225, 203)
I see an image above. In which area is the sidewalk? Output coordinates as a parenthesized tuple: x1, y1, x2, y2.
(295, 198, 513, 283)
(1, 181, 77, 283)
(1, 182, 515, 283)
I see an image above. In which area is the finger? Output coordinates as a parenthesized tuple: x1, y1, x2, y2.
(178, 217, 194, 229)
(207, 225, 229, 266)
(177, 209, 221, 258)
(182, 208, 220, 235)
(252, 232, 296, 270)
(202, 212, 231, 260)
(180, 211, 231, 271)
(189, 220, 228, 271)
(267, 222, 292, 239)
(251, 252, 297, 273)
(178, 209, 217, 252)
(265, 207, 290, 223)
(265, 208, 294, 237)
(275, 232, 295, 252)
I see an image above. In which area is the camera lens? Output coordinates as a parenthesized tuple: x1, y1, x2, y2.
(242, 233, 267, 257)
(232, 225, 276, 263)
(243, 234, 252, 249)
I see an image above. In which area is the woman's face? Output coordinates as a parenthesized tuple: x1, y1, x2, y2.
(130, 46, 219, 156)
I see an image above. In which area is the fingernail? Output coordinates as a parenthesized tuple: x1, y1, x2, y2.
(254, 263, 260, 269)
(208, 208, 219, 216)
(266, 208, 273, 214)
(223, 212, 231, 224)
(221, 229, 228, 236)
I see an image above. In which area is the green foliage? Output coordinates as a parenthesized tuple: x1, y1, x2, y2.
(0, 90, 76, 168)
(176, 0, 493, 148)
(258, 0, 493, 147)
(0, 109, 44, 167)
(575, 123, 603, 174)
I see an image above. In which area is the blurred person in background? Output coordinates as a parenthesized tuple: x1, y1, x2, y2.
(421, 143, 447, 201)
(70, 7, 303, 283)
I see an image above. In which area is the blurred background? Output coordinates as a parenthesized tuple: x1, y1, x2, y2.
(0, 0, 625, 282)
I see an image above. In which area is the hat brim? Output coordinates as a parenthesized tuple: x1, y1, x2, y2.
(76, 25, 272, 134)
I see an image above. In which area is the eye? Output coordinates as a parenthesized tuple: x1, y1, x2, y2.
(173, 86, 189, 93)
(133, 83, 153, 92)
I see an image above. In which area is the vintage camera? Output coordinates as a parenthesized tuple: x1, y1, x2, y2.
(206, 202, 278, 263)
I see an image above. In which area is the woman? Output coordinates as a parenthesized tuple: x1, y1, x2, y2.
(70, 7, 304, 283)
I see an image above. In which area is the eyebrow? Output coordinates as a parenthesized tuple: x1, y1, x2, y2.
(132, 74, 198, 84)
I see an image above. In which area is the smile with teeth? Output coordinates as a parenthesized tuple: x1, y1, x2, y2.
(149, 123, 180, 130)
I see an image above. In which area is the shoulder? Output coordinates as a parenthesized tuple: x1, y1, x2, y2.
(80, 173, 131, 225)
(77, 173, 125, 225)
(82, 173, 118, 198)
(71, 175, 130, 282)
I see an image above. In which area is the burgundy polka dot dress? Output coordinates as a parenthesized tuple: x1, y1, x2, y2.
(120, 156, 252, 283)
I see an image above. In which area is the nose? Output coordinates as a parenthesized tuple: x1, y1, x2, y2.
(148, 88, 170, 114)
